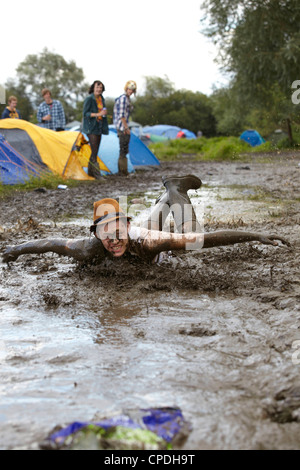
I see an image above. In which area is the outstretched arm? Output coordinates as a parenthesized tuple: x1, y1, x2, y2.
(2, 237, 105, 263)
(140, 228, 290, 256)
(202, 230, 290, 249)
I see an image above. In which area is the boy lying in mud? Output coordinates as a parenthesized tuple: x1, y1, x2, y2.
(2, 175, 289, 264)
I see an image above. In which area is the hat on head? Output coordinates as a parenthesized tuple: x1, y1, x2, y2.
(92, 198, 131, 227)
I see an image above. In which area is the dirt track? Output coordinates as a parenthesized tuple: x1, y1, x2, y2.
(0, 153, 300, 449)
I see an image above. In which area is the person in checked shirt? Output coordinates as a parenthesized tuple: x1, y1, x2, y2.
(37, 88, 66, 131)
(113, 80, 137, 175)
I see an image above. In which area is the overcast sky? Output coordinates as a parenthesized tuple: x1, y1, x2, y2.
(0, 0, 228, 99)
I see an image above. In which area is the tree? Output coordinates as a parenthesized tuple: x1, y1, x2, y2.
(132, 76, 216, 136)
(201, 0, 300, 141)
(16, 48, 89, 122)
(210, 85, 246, 136)
(142, 75, 175, 98)
(210, 81, 299, 138)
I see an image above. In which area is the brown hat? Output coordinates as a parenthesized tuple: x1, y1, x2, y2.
(92, 198, 131, 226)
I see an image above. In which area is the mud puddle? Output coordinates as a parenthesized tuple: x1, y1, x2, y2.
(122, 183, 280, 230)
(1, 283, 300, 450)
(0, 158, 300, 449)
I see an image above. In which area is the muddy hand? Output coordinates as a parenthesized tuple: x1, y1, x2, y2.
(259, 234, 291, 247)
(2, 246, 18, 263)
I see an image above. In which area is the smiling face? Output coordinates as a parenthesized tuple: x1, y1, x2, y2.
(8, 99, 17, 110)
(126, 88, 134, 97)
(96, 218, 130, 257)
(94, 82, 104, 96)
(43, 92, 52, 104)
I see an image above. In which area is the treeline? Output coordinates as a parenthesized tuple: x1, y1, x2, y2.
(200, 0, 300, 142)
(1, 0, 300, 143)
(0, 62, 217, 137)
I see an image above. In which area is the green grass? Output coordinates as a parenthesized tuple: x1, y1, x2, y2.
(149, 135, 300, 162)
(0, 171, 82, 198)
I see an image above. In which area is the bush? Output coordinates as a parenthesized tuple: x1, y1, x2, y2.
(149, 136, 251, 161)
(201, 137, 250, 160)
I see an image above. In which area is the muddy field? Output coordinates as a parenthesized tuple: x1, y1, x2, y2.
(0, 154, 300, 450)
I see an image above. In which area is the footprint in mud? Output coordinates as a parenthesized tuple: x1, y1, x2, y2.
(42, 293, 61, 307)
(265, 386, 300, 423)
(178, 324, 217, 337)
(47, 354, 81, 365)
(6, 353, 39, 365)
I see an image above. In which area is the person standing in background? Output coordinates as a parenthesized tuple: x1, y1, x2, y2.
(82, 80, 108, 180)
(37, 88, 66, 131)
(113, 80, 137, 176)
(1, 96, 21, 119)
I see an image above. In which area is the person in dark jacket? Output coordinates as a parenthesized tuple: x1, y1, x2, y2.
(1, 96, 21, 119)
(82, 81, 109, 180)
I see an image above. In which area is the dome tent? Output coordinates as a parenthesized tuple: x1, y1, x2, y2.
(0, 120, 108, 181)
(78, 127, 159, 175)
(142, 125, 196, 140)
(0, 134, 40, 184)
(80, 130, 135, 175)
(0, 119, 110, 182)
(0, 119, 159, 183)
(62, 125, 159, 172)
(108, 126, 160, 168)
(240, 130, 265, 147)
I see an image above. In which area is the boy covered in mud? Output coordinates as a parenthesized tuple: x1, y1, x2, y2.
(2, 175, 289, 264)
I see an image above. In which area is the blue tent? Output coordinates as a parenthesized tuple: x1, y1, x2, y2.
(83, 127, 160, 175)
(0, 134, 39, 184)
(240, 130, 265, 147)
(93, 130, 135, 175)
(181, 128, 197, 139)
(142, 125, 196, 140)
(109, 126, 160, 167)
(143, 125, 180, 140)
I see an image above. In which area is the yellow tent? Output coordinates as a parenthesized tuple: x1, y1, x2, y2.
(0, 119, 110, 180)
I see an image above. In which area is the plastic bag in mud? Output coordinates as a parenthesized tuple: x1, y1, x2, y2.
(40, 407, 191, 450)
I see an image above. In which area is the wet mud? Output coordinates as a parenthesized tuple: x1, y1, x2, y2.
(0, 154, 300, 449)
